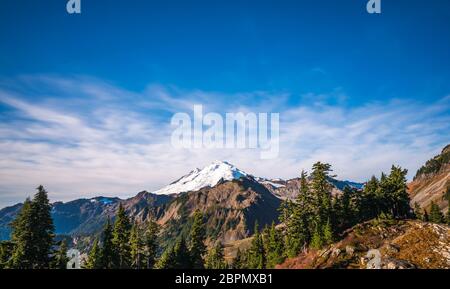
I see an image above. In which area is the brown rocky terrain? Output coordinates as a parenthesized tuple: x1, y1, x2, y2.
(277, 219, 450, 269)
(156, 177, 281, 246)
(408, 144, 450, 212)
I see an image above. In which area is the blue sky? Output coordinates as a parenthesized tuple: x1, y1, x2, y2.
(0, 0, 449, 206)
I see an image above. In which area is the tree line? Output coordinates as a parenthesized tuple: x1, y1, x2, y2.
(0, 186, 227, 269)
(413, 183, 450, 225)
(232, 162, 418, 269)
(0, 186, 67, 269)
(1, 162, 449, 269)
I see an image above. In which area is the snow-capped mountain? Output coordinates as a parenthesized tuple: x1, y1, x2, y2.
(152, 161, 249, 195)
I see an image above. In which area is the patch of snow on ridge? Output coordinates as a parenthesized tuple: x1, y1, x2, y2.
(152, 161, 248, 195)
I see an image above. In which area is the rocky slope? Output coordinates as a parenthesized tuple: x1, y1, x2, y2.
(277, 219, 450, 269)
(261, 177, 363, 200)
(0, 161, 362, 242)
(409, 144, 450, 212)
(157, 177, 281, 247)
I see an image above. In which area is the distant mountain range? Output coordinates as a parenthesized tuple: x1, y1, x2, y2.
(0, 161, 363, 242)
(1, 145, 448, 248)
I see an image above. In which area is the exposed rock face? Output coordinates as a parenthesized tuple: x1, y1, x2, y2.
(277, 220, 450, 269)
(262, 177, 363, 200)
(157, 177, 281, 246)
(409, 144, 450, 212)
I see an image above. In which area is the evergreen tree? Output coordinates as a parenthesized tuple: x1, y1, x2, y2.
(322, 218, 333, 245)
(205, 242, 227, 269)
(10, 186, 55, 269)
(248, 222, 266, 269)
(278, 199, 293, 224)
(309, 162, 333, 248)
(31, 186, 55, 268)
(130, 223, 144, 269)
(360, 176, 380, 220)
(10, 198, 34, 268)
(144, 219, 160, 269)
(112, 204, 131, 268)
(310, 223, 323, 249)
(0, 241, 14, 269)
(335, 186, 359, 230)
(189, 210, 206, 269)
(429, 201, 444, 224)
(386, 166, 411, 218)
(413, 202, 423, 221)
(231, 248, 244, 269)
(285, 171, 311, 257)
(53, 241, 69, 269)
(445, 186, 450, 225)
(264, 222, 285, 268)
(85, 238, 102, 269)
(173, 237, 191, 269)
(154, 246, 176, 269)
(100, 219, 114, 269)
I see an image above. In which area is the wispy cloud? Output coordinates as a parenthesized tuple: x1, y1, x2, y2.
(0, 75, 449, 207)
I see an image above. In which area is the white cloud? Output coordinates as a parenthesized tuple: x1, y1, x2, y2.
(0, 76, 448, 207)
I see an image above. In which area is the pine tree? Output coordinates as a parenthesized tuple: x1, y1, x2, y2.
(278, 199, 293, 224)
(112, 204, 131, 268)
(189, 210, 206, 269)
(309, 162, 333, 248)
(265, 222, 285, 268)
(429, 201, 444, 224)
(0, 241, 14, 269)
(10, 198, 34, 268)
(322, 218, 333, 245)
(310, 223, 323, 249)
(173, 237, 191, 269)
(205, 242, 227, 269)
(31, 185, 55, 268)
(100, 219, 114, 269)
(336, 186, 359, 230)
(445, 186, 450, 225)
(130, 223, 144, 269)
(386, 166, 411, 218)
(248, 222, 266, 269)
(413, 202, 423, 221)
(285, 171, 311, 257)
(53, 240, 69, 269)
(231, 248, 244, 269)
(10, 186, 55, 269)
(154, 246, 176, 269)
(144, 219, 160, 269)
(361, 176, 380, 220)
(85, 238, 102, 269)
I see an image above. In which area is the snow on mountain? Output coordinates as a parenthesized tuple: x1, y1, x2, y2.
(254, 177, 286, 188)
(152, 161, 249, 195)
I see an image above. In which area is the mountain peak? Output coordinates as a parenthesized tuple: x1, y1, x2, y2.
(152, 161, 248, 195)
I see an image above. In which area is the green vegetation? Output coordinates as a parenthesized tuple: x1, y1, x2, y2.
(0, 186, 66, 269)
(0, 159, 428, 270)
(429, 201, 444, 224)
(232, 162, 413, 269)
(414, 146, 450, 180)
(205, 242, 227, 269)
